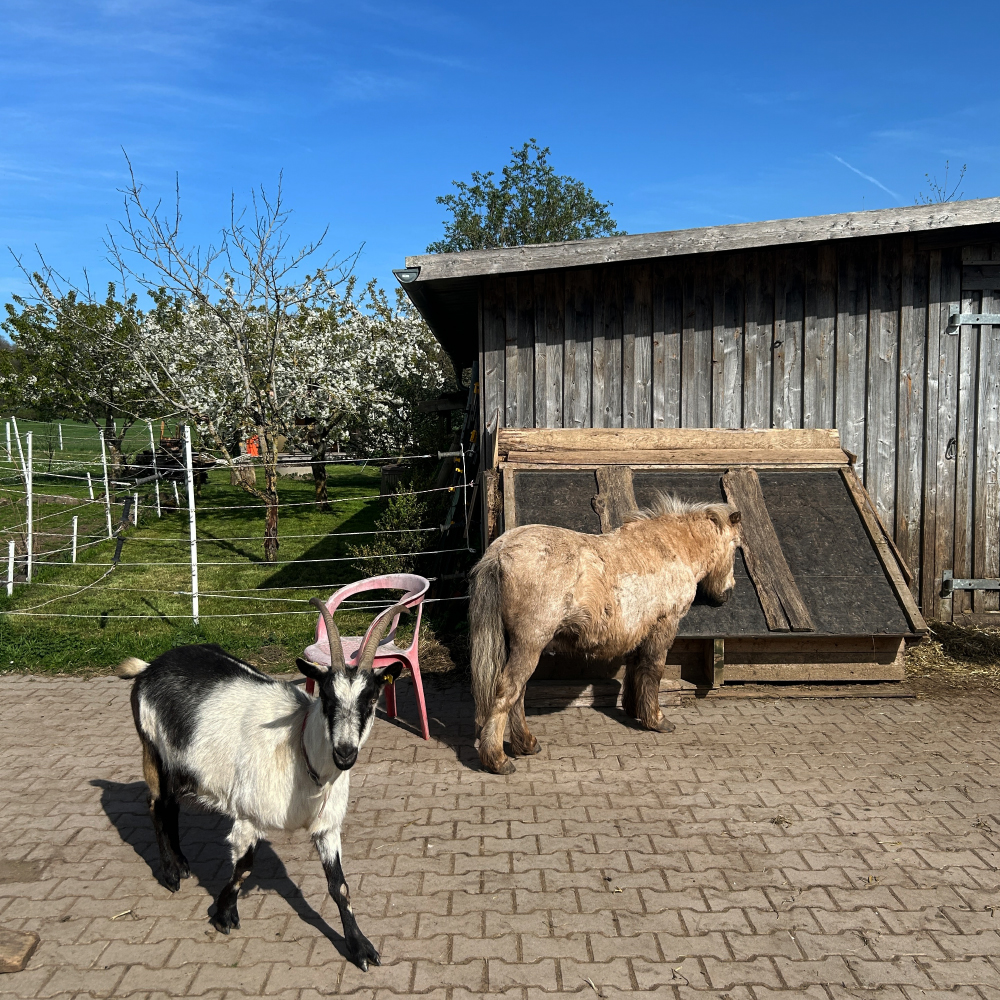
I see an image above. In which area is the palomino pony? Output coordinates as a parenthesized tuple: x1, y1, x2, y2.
(469, 495, 742, 774)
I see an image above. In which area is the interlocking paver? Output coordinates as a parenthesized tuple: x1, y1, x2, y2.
(4, 675, 1000, 996)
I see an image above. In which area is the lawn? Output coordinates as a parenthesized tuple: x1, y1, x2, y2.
(0, 420, 468, 674)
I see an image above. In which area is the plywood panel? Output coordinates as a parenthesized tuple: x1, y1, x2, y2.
(652, 263, 682, 428)
(772, 248, 804, 429)
(682, 260, 713, 427)
(743, 249, 774, 430)
(896, 241, 928, 597)
(803, 244, 836, 429)
(865, 239, 901, 529)
(713, 253, 744, 429)
(563, 269, 593, 428)
(623, 263, 652, 428)
(835, 247, 870, 477)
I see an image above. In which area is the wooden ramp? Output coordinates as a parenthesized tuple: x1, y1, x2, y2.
(487, 428, 926, 690)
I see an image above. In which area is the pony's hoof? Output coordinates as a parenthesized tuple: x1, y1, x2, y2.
(650, 717, 676, 734)
(483, 756, 516, 774)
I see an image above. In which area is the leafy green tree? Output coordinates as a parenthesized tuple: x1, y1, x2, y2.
(0, 282, 153, 472)
(427, 139, 622, 253)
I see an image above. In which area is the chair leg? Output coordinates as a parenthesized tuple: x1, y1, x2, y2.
(384, 677, 397, 719)
(409, 659, 430, 741)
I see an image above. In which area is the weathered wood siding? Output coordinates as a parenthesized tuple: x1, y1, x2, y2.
(480, 236, 1000, 620)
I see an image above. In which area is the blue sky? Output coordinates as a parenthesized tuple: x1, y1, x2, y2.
(2, 0, 998, 305)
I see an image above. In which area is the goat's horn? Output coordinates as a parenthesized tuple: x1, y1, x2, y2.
(358, 602, 411, 671)
(310, 597, 346, 671)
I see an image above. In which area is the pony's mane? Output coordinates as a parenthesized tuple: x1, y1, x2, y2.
(625, 492, 735, 526)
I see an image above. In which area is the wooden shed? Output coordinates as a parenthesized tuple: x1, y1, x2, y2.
(400, 199, 1000, 634)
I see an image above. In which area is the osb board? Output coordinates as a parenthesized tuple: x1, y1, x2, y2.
(510, 467, 914, 638)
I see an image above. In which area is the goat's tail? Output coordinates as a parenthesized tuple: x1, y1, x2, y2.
(116, 656, 150, 678)
(469, 552, 507, 728)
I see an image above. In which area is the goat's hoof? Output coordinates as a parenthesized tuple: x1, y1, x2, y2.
(211, 911, 239, 934)
(178, 858, 192, 879)
(349, 936, 380, 971)
(162, 872, 181, 893)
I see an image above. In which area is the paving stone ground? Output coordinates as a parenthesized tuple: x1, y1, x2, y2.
(3, 674, 1000, 1000)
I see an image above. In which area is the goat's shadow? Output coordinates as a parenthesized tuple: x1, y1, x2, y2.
(90, 779, 352, 960)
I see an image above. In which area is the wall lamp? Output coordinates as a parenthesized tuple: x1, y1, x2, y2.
(393, 267, 421, 284)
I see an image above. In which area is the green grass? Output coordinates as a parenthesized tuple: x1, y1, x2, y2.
(0, 437, 464, 674)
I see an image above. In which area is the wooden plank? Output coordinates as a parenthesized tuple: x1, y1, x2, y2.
(723, 656, 905, 683)
(514, 273, 534, 428)
(953, 281, 979, 615)
(803, 244, 837, 428)
(726, 635, 906, 654)
(920, 251, 944, 618)
(865, 239, 901, 530)
(505, 449, 848, 467)
(503, 275, 519, 429)
(563, 269, 593, 428)
(592, 267, 622, 428)
(682, 259, 713, 428)
(835, 246, 870, 478)
(743, 249, 774, 430)
(406, 198, 1000, 280)
(896, 240, 927, 599)
(973, 288, 1000, 613)
(498, 427, 842, 452)
(962, 264, 1000, 289)
(772, 248, 804, 429)
(652, 263, 682, 427)
(713, 253, 744, 429)
(840, 466, 928, 634)
(481, 277, 506, 463)
(534, 270, 565, 428)
(722, 467, 813, 632)
(593, 466, 638, 532)
(704, 637, 725, 688)
(483, 469, 501, 544)
(502, 466, 516, 534)
(622, 263, 652, 428)
(928, 249, 962, 620)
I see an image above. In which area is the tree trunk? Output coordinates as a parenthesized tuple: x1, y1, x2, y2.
(263, 465, 279, 563)
(311, 462, 330, 511)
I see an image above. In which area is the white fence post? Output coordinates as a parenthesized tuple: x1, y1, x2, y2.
(11, 416, 25, 480)
(133, 491, 139, 526)
(58, 424, 63, 450)
(183, 425, 199, 624)
(86, 472, 94, 500)
(25, 432, 32, 583)
(172, 481, 180, 507)
(6, 540, 14, 596)
(5, 421, 10, 462)
(99, 429, 113, 539)
(72, 516, 78, 564)
(148, 420, 161, 517)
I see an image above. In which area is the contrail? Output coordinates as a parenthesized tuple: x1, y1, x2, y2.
(831, 155, 900, 202)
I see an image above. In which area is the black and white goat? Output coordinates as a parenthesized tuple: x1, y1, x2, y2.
(118, 597, 406, 971)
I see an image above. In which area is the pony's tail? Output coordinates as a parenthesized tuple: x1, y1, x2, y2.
(469, 553, 506, 729)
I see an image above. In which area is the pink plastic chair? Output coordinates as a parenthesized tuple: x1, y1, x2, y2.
(303, 574, 431, 740)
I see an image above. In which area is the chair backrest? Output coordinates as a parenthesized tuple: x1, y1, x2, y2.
(315, 574, 430, 656)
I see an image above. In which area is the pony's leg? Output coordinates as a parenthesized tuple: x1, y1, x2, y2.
(479, 638, 542, 774)
(627, 620, 679, 733)
(508, 685, 539, 757)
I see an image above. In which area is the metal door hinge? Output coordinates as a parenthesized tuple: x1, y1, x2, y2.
(941, 570, 1000, 597)
(946, 309, 1000, 334)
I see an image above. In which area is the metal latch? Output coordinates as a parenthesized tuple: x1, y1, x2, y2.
(946, 309, 1000, 334)
(941, 570, 1000, 597)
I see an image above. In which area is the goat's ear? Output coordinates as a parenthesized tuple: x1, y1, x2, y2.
(729, 510, 741, 525)
(372, 662, 404, 688)
(296, 657, 331, 684)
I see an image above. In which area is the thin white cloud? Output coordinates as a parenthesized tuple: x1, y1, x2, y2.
(831, 154, 900, 202)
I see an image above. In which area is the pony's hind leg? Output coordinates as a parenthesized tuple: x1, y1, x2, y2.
(508, 686, 540, 757)
(479, 638, 543, 774)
